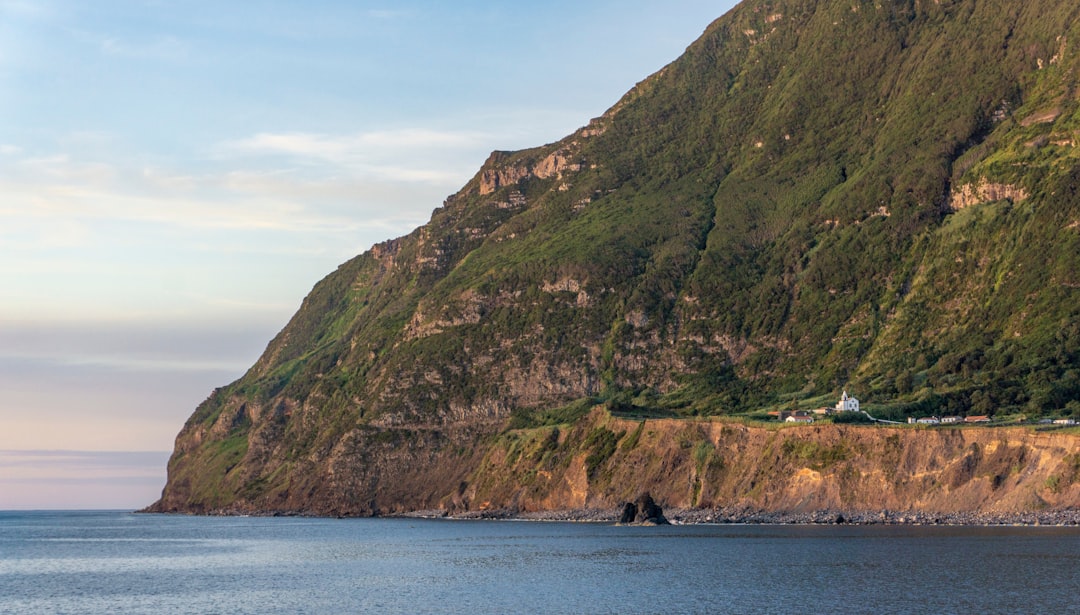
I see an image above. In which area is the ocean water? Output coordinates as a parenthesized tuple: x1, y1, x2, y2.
(2, 511, 1079, 614)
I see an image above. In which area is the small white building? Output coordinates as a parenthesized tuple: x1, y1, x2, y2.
(835, 390, 860, 413)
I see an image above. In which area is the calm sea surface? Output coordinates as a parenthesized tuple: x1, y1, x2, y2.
(2, 511, 1079, 614)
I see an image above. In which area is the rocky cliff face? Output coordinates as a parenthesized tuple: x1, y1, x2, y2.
(478, 411, 1080, 515)
(150, 408, 1080, 516)
(151, 0, 1080, 515)
(948, 179, 1029, 211)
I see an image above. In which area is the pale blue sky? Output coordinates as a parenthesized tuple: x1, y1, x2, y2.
(0, 0, 738, 509)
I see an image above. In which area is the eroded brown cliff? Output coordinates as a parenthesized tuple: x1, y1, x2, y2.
(150, 408, 1080, 517)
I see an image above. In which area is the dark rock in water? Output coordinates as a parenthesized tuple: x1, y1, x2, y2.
(635, 493, 665, 524)
(619, 493, 669, 525)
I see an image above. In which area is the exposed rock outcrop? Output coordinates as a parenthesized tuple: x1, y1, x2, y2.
(617, 493, 670, 525)
(948, 178, 1029, 210)
(478, 147, 583, 195)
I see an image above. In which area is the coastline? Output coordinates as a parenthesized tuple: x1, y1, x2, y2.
(387, 506, 1080, 527)
(144, 503, 1080, 526)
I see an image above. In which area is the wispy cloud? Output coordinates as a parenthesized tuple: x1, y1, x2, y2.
(0, 0, 53, 18)
(0, 321, 270, 454)
(0, 450, 169, 509)
(220, 128, 488, 183)
(0, 142, 442, 328)
(366, 9, 415, 20)
(99, 34, 188, 61)
(0, 159, 434, 234)
(233, 129, 486, 152)
(0, 124, 485, 239)
(0, 319, 276, 374)
(0, 450, 169, 478)
(9, 352, 253, 374)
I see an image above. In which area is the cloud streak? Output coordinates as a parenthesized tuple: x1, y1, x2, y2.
(99, 34, 189, 61)
(0, 159, 437, 234)
(220, 128, 489, 181)
(229, 128, 487, 154)
(0, 319, 273, 373)
(0, 450, 168, 478)
(0, 450, 170, 509)
(0, 124, 488, 241)
(0, 351, 250, 452)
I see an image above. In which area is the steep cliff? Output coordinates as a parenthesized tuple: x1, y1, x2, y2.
(465, 410, 1080, 516)
(151, 407, 1080, 516)
(152, 0, 1080, 515)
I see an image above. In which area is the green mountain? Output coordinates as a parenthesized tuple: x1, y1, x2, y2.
(151, 0, 1080, 515)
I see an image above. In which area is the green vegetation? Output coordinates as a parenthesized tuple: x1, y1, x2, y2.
(222, 0, 1079, 422)
(583, 427, 623, 477)
(1049, 453, 1080, 493)
(621, 421, 646, 452)
(508, 398, 596, 429)
(179, 433, 250, 509)
(781, 438, 850, 471)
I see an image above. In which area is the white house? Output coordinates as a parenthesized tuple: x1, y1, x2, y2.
(835, 390, 860, 413)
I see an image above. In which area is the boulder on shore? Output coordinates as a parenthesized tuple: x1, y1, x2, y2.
(617, 493, 670, 526)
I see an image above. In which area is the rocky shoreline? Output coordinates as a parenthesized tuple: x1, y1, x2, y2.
(666, 507, 1080, 526)
(390, 506, 1080, 526)
(157, 504, 1080, 526)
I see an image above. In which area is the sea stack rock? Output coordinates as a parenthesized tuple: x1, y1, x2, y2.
(617, 493, 670, 525)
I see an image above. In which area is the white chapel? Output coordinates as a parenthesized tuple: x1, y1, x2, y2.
(835, 390, 860, 413)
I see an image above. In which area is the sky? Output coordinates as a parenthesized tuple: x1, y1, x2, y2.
(0, 0, 738, 510)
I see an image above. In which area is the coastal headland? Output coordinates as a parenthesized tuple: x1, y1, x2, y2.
(149, 0, 1080, 520)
